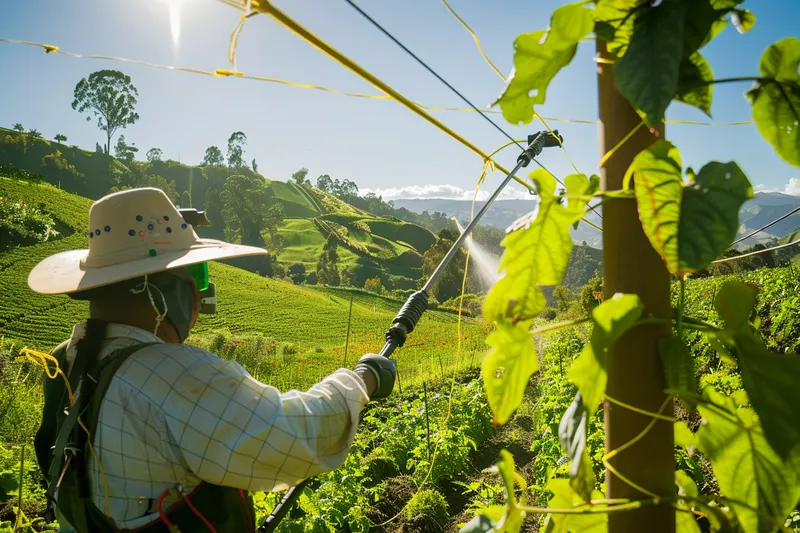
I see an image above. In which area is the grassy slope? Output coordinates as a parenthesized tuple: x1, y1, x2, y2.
(1, 131, 436, 288)
(0, 176, 487, 391)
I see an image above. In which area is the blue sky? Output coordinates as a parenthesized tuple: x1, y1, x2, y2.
(1, 0, 798, 200)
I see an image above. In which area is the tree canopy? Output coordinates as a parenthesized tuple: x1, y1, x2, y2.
(72, 69, 139, 154)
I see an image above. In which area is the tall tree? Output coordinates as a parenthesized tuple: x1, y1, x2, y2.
(226, 131, 247, 168)
(291, 167, 309, 186)
(114, 135, 138, 164)
(28, 129, 42, 139)
(220, 174, 273, 247)
(316, 236, 341, 286)
(72, 70, 139, 154)
(419, 227, 465, 302)
(316, 174, 333, 192)
(203, 146, 225, 166)
(54, 134, 67, 144)
(146, 148, 163, 162)
(252, 158, 258, 173)
(12, 124, 23, 132)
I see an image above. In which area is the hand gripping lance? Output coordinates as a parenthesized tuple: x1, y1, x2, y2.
(259, 129, 563, 532)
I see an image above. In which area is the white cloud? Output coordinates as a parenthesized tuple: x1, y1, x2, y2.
(361, 184, 533, 201)
(786, 178, 800, 196)
(754, 183, 765, 190)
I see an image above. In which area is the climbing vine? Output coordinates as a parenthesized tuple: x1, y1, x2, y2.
(465, 0, 800, 532)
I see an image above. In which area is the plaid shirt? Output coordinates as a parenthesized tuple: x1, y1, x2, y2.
(55, 322, 370, 530)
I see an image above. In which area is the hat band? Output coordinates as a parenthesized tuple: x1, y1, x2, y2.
(80, 242, 194, 269)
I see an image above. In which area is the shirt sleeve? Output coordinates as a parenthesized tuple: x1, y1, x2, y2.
(157, 347, 370, 492)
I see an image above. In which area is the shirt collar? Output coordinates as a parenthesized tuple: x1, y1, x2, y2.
(70, 322, 164, 345)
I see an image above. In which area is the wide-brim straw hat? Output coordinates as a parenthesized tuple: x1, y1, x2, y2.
(28, 187, 267, 295)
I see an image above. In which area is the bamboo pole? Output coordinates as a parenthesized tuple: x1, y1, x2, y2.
(596, 40, 675, 532)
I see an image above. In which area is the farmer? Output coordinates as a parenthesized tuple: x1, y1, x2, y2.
(29, 187, 396, 532)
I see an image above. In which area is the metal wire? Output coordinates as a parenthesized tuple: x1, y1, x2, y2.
(341, 0, 604, 221)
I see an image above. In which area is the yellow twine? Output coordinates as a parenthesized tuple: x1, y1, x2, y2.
(0, 38, 753, 126)
(439, 0, 506, 81)
(22, 348, 112, 516)
(602, 395, 673, 499)
(599, 121, 645, 169)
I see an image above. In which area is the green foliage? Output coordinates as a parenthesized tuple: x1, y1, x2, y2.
(287, 262, 306, 284)
(628, 141, 753, 275)
(696, 387, 800, 533)
(747, 37, 800, 167)
(146, 147, 163, 162)
(71, 69, 139, 153)
(317, 236, 341, 286)
(0, 196, 60, 252)
(114, 134, 138, 163)
(484, 171, 589, 324)
(226, 131, 247, 168)
(405, 488, 448, 526)
(569, 294, 644, 419)
(579, 272, 603, 315)
(483, 319, 538, 425)
(363, 276, 384, 295)
(675, 52, 714, 117)
(615, 0, 686, 126)
(53, 134, 67, 144)
(493, 3, 593, 125)
(659, 335, 697, 410)
(203, 145, 225, 166)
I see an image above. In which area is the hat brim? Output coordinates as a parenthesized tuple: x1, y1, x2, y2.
(27, 239, 268, 295)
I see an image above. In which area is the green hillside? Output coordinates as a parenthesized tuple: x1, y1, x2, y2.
(0, 176, 486, 390)
(0, 129, 436, 290)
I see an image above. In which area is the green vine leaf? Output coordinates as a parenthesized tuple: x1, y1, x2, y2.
(681, 0, 742, 56)
(569, 294, 644, 419)
(747, 37, 800, 167)
(484, 171, 589, 323)
(629, 140, 753, 275)
(714, 280, 800, 459)
(493, 3, 593, 125)
(696, 387, 800, 533)
(674, 421, 697, 449)
(615, 0, 685, 126)
(558, 393, 595, 501)
(543, 479, 607, 533)
(675, 52, 714, 117)
(659, 336, 697, 411)
(731, 9, 756, 34)
(483, 319, 538, 425)
(593, 0, 646, 59)
(676, 511, 702, 533)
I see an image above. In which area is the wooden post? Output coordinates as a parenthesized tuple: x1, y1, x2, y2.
(596, 40, 675, 532)
(343, 291, 354, 366)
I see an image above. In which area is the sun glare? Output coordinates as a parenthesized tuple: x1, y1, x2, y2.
(168, 0, 183, 46)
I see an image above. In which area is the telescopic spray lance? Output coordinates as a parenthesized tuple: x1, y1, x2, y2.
(259, 129, 563, 532)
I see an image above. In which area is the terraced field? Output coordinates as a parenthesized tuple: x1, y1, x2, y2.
(0, 176, 487, 391)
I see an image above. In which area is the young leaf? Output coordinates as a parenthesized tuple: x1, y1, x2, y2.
(569, 294, 645, 418)
(614, 0, 686, 126)
(659, 336, 697, 411)
(713, 280, 757, 331)
(558, 393, 595, 501)
(459, 511, 502, 533)
(493, 3, 593, 125)
(675, 470, 699, 500)
(696, 387, 800, 533)
(630, 141, 754, 275)
(484, 171, 587, 323)
(483, 319, 538, 425)
(747, 38, 800, 167)
(674, 421, 697, 449)
(675, 52, 714, 117)
(544, 479, 607, 533)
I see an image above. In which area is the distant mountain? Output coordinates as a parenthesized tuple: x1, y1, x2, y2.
(393, 191, 800, 249)
(736, 192, 800, 248)
(393, 198, 603, 247)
